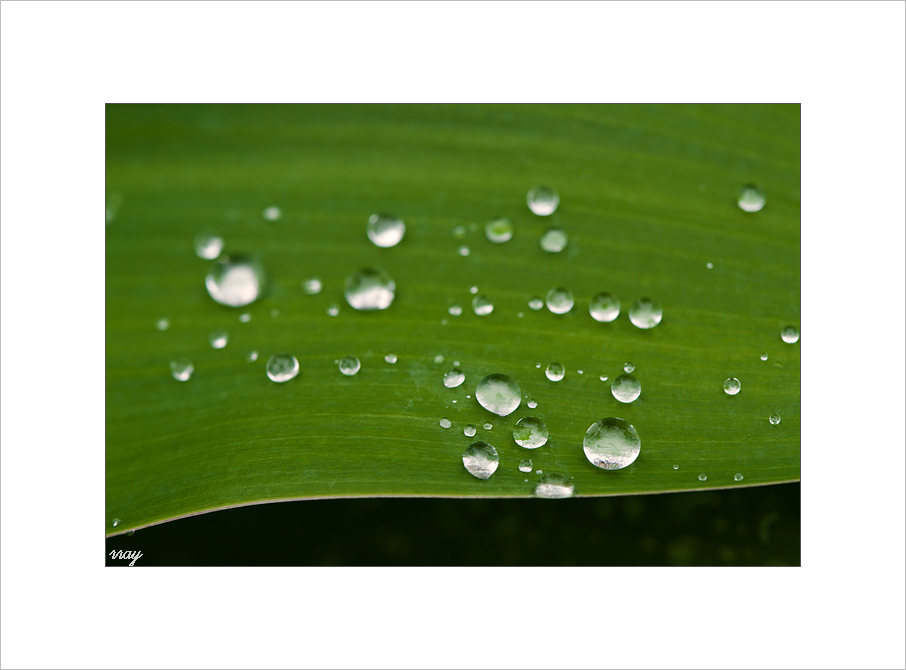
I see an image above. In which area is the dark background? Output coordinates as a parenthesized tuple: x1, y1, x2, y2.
(106, 482, 799, 566)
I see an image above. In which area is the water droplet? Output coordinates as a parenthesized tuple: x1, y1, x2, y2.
(262, 206, 281, 221)
(706, 262, 714, 269)
(194, 230, 224, 260)
(266, 353, 299, 382)
(723, 377, 741, 395)
(599, 374, 608, 382)
(545, 288, 574, 314)
(577, 369, 584, 375)
(527, 398, 537, 409)
(440, 418, 452, 429)
(452, 225, 467, 239)
(623, 362, 635, 373)
(448, 304, 463, 316)
(469, 286, 479, 295)
(338, 355, 361, 376)
(366, 213, 406, 248)
(112, 518, 120, 527)
(434, 354, 445, 364)
(443, 367, 465, 388)
(611, 374, 641, 403)
(457, 245, 470, 257)
(476, 374, 521, 416)
(270, 308, 280, 317)
(451, 399, 457, 404)
(209, 329, 229, 349)
(327, 303, 340, 317)
(769, 413, 781, 425)
(583, 417, 641, 470)
(441, 319, 448, 326)
(781, 325, 800, 344)
(463, 441, 499, 479)
(464, 424, 477, 437)
(483, 422, 493, 430)
(539, 228, 568, 253)
(534, 473, 574, 498)
(760, 352, 768, 361)
(247, 350, 258, 362)
(485, 217, 514, 244)
(628, 297, 663, 329)
(384, 353, 397, 364)
(734, 473, 744, 482)
(106, 192, 123, 224)
(170, 358, 194, 382)
(673, 464, 679, 470)
(303, 277, 322, 295)
(545, 362, 565, 382)
(589, 292, 620, 322)
(698, 473, 708, 482)
(205, 255, 266, 308)
(156, 318, 170, 331)
(239, 313, 251, 323)
(513, 417, 549, 449)
(517, 312, 524, 318)
(528, 296, 544, 311)
(471, 294, 494, 316)
(535, 362, 541, 368)
(535, 469, 543, 474)
(519, 459, 533, 473)
(527, 186, 560, 216)
(126, 530, 135, 536)
(344, 267, 395, 311)
(737, 184, 765, 212)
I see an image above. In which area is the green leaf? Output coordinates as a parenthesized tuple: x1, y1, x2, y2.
(106, 104, 800, 535)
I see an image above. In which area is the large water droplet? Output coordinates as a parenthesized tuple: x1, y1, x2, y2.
(384, 353, 397, 364)
(539, 228, 568, 253)
(781, 325, 800, 344)
(464, 424, 477, 437)
(534, 473, 574, 498)
(475, 373, 521, 416)
(156, 318, 170, 331)
(737, 184, 765, 212)
(583, 417, 641, 470)
(209, 329, 229, 349)
(303, 277, 322, 295)
(628, 297, 663, 329)
(611, 374, 641, 403)
(463, 441, 499, 479)
(519, 459, 533, 473)
(734, 473, 744, 482)
(513, 417, 548, 449)
(170, 358, 194, 382)
(723, 377, 741, 395)
(545, 362, 565, 382)
(339, 355, 361, 376)
(528, 296, 544, 311)
(527, 186, 560, 216)
(443, 367, 465, 389)
(589, 292, 620, 322)
(367, 213, 406, 248)
(266, 353, 299, 382)
(194, 230, 224, 260)
(205, 255, 266, 308)
(471, 294, 494, 316)
(262, 206, 281, 221)
(440, 418, 452, 429)
(546, 288, 574, 314)
(769, 413, 781, 425)
(344, 267, 395, 311)
(485, 217, 514, 244)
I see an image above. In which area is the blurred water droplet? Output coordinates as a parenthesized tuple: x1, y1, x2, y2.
(384, 353, 397, 364)
(583, 417, 641, 470)
(623, 362, 635, 373)
(589, 292, 620, 322)
(534, 473, 574, 498)
(528, 296, 544, 311)
(266, 353, 299, 382)
(464, 424, 477, 437)
(434, 354, 445, 364)
(452, 225, 467, 239)
(194, 230, 224, 260)
(611, 374, 641, 403)
(519, 459, 533, 473)
(239, 313, 251, 323)
(769, 413, 781, 425)
(628, 297, 663, 329)
(476, 373, 521, 416)
(205, 255, 266, 308)
(344, 267, 395, 311)
(513, 417, 549, 449)
(443, 368, 465, 388)
(471, 294, 494, 316)
(170, 358, 194, 382)
(112, 518, 120, 527)
(463, 441, 498, 479)
(734, 473, 744, 482)
(698, 473, 708, 482)
(457, 245, 470, 257)
(269, 308, 279, 318)
(247, 350, 258, 362)
(156, 318, 170, 331)
(485, 217, 514, 244)
(723, 377, 741, 395)
(209, 329, 229, 349)
(527, 186, 560, 216)
(737, 184, 765, 212)
(262, 206, 281, 221)
(517, 312, 524, 318)
(577, 369, 584, 375)
(440, 418, 452, 429)
(781, 325, 800, 344)
(327, 303, 340, 317)
(539, 228, 568, 253)
(545, 362, 565, 382)
(303, 277, 322, 295)
(760, 352, 768, 361)
(366, 213, 406, 248)
(546, 288, 574, 314)
(338, 355, 361, 376)
(469, 286, 479, 295)
(126, 530, 135, 536)
(448, 305, 462, 316)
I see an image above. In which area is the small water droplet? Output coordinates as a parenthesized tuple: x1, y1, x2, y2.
(469, 286, 479, 295)
(698, 473, 708, 482)
(527, 398, 538, 409)
(156, 318, 170, 331)
(270, 309, 280, 318)
(112, 518, 120, 527)
(628, 297, 663, 329)
(205, 255, 266, 308)
(517, 312, 524, 318)
(471, 294, 494, 316)
(476, 373, 521, 416)
(384, 353, 397, 364)
(485, 217, 514, 244)
(247, 350, 258, 362)
(534, 473, 574, 498)
(441, 318, 448, 325)
(589, 292, 620, 322)
(457, 245, 470, 257)
(464, 424, 477, 437)
(583, 417, 641, 470)
(239, 313, 251, 323)
(535, 362, 541, 369)
(451, 399, 457, 404)
(706, 262, 714, 270)
(545, 362, 565, 382)
(452, 225, 467, 239)
(611, 374, 641, 403)
(723, 377, 741, 395)
(535, 469, 543, 474)
(519, 459, 533, 473)
(527, 186, 560, 216)
(483, 422, 493, 430)
(463, 441, 498, 479)
(266, 353, 299, 382)
(303, 277, 322, 295)
(344, 267, 395, 311)
(528, 296, 544, 311)
(769, 413, 781, 425)
(734, 473, 744, 482)
(513, 417, 549, 449)
(781, 325, 800, 344)
(434, 354, 445, 364)
(126, 530, 135, 536)
(209, 329, 229, 349)
(194, 230, 224, 260)
(440, 418, 452, 429)
(577, 369, 584, 375)
(263, 206, 282, 221)
(673, 464, 679, 470)
(737, 184, 765, 212)
(623, 362, 635, 373)
(448, 305, 462, 316)
(443, 367, 465, 388)
(366, 213, 406, 248)
(170, 358, 194, 382)
(539, 228, 568, 253)
(338, 355, 361, 376)
(545, 288, 574, 314)
(760, 352, 768, 361)
(327, 303, 340, 316)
